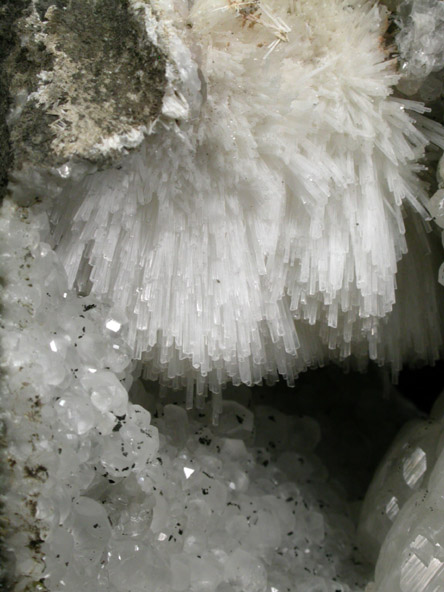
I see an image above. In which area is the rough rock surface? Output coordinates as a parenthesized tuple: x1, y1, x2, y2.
(0, 2, 28, 200)
(3, 0, 167, 176)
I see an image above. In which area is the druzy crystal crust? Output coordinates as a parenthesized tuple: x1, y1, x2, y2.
(2, 0, 444, 591)
(7, 0, 444, 397)
(0, 202, 371, 591)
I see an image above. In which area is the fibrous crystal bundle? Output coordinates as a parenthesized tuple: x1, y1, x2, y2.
(2, 1, 444, 592)
(0, 198, 415, 592)
(2, 199, 444, 592)
(43, 0, 444, 401)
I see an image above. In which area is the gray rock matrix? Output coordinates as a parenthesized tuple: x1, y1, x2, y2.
(1, 0, 167, 198)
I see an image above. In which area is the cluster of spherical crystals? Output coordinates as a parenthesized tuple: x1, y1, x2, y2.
(1, 201, 376, 591)
(0, 200, 157, 589)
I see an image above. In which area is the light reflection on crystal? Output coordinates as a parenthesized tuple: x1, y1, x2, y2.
(57, 163, 72, 179)
(402, 447, 427, 489)
(2, 0, 444, 584)
(105, 319, 122, 333)
(400, 552, 444, 592)
(385, 495, 400, 521)
(438, 262, 444, 287)
(48, 0, 444, 401)
(411, 534, 434, 564)
(2, 194, 437, 592)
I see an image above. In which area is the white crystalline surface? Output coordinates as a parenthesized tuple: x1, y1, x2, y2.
(1, 202, 373, 592)
(0, 201, 137, 588)
(394, 0, 444, 98)
(358, 390, 444, 592)
(357, 418, 441, 563)
(48, 0, 444, 397)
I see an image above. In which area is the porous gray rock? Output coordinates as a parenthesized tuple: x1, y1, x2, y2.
(3, 0, 167, 185)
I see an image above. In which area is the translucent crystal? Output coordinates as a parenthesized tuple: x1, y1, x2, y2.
(2, 213, 377, 591)
(428, 189, 444, 229)
(82, 370, 129, 416)
(46, 0, 444, 398)
(394, 0, 444, 90)
(2, 0, 444, 589)
(361, 391, 444, 592)
(70, 496, 112, 566)
(358, 419, 441, 563)
(225, 549, 267, 592)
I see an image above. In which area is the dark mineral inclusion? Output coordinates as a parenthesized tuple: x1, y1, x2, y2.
(1, 0, 167, 196)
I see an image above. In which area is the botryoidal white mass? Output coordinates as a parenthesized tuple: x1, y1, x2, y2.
(47, 0, 444, 400)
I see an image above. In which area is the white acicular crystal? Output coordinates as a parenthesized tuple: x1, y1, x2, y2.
(0, 202, 381, 590)
(2, 0, 444, 591)
(44, 0, 444, 399)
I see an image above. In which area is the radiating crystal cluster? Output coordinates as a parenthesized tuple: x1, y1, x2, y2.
(2, 1, 444, 592)
(42, 0, 444, 398)
(1, 188, 443, 592)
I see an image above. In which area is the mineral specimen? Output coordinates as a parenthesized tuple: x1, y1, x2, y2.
(393, 0, 444, 98)
(16, 0, 441, 398)
(2, 1, 444, 591)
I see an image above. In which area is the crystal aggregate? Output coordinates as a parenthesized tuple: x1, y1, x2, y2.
(0, 201, 383, 592)
(40, 0, 444, 397)
(393, 0, 444, 98)
(3, 200, 444, 592)
(2, 0, 444, 590)
(359, 389, 444, 592)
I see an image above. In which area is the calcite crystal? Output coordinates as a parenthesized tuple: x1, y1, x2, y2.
(393, 0, 444, 98)
(1, 0, 444, 592)
(358, 390, 444, 592)
(1, 201, 423, 592)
